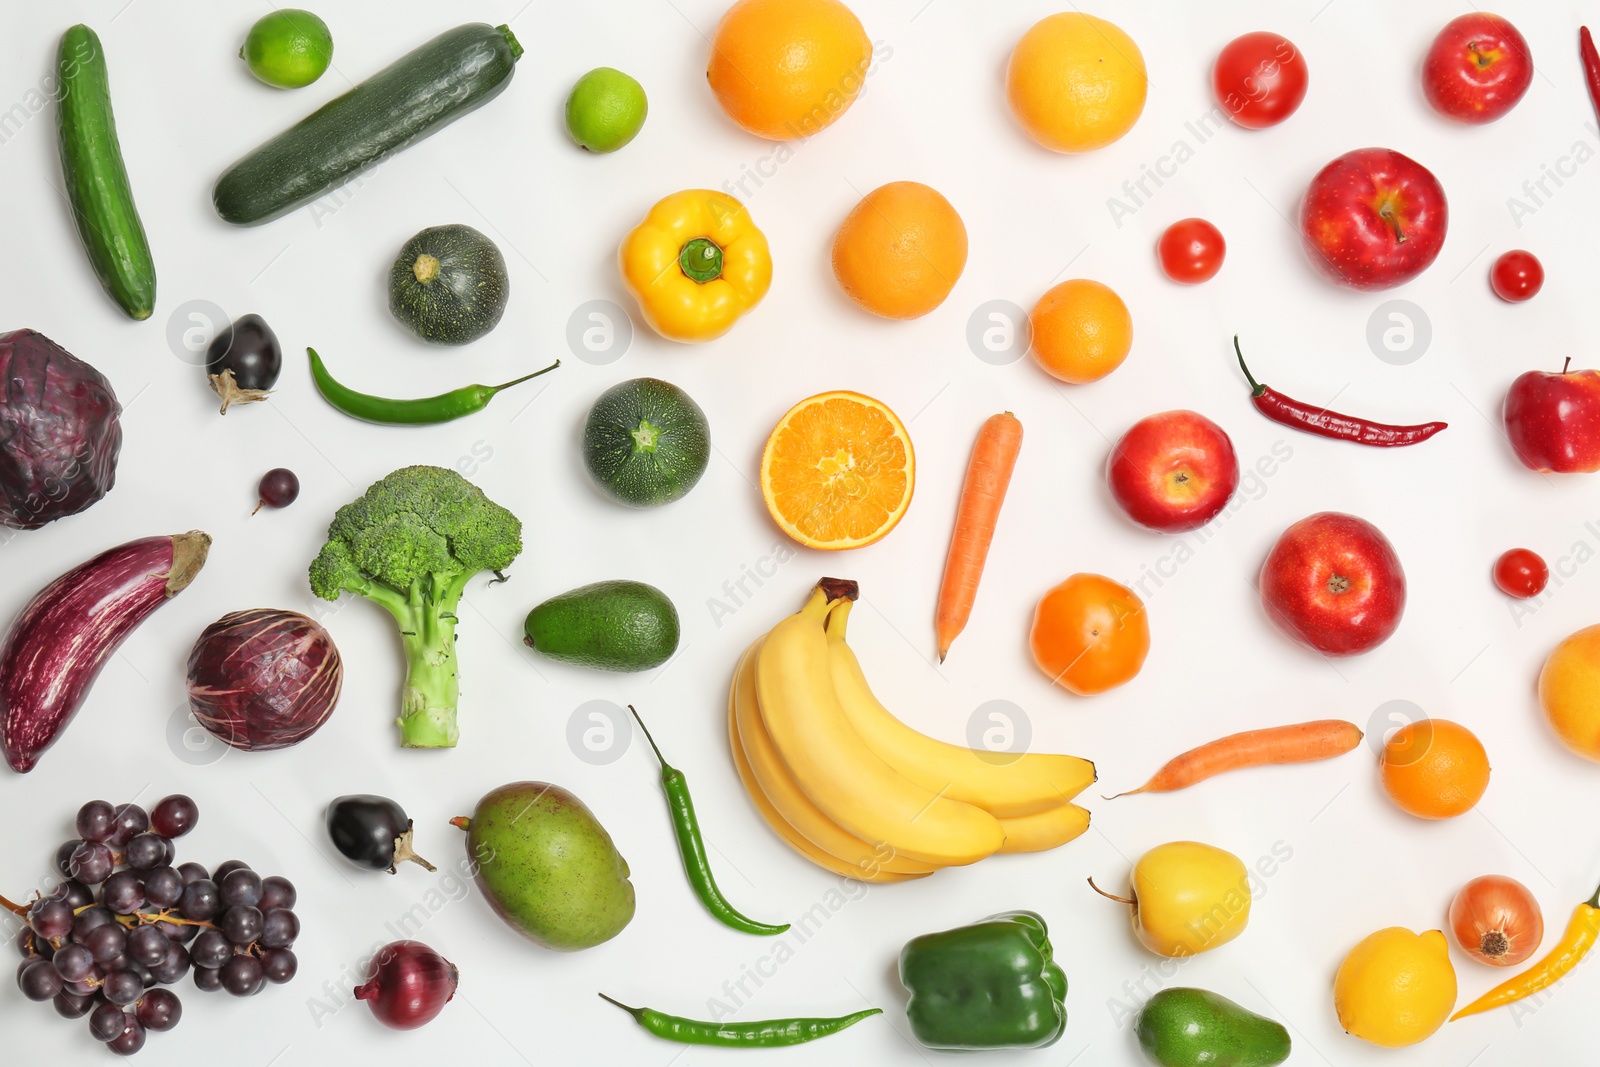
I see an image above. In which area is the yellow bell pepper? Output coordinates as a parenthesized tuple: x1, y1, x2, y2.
(619, 190, 771, 343)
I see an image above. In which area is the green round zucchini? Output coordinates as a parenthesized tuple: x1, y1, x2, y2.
(213, 23, 522, 225)
(583, 378, 710, 509)
(388, 224, 508, 345)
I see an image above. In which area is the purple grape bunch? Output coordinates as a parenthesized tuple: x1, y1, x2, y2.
(11, 794, 299, 1055)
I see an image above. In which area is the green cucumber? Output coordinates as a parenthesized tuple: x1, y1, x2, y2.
(213, 23, 522, 226)
(57, 25, 156, 320)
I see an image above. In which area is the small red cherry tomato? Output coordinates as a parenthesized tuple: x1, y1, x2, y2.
(1490, 250, 1543, 303)
(1213, 32, 1309, 129)
(1157, 219, 1226, 284)
(1493, 548, 1548, 598)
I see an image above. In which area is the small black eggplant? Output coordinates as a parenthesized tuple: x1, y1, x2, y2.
(206, 313, 281, 414)
(326, 795, 435, 874)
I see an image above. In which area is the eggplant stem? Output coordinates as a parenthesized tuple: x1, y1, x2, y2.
(390, 823, 437, 873)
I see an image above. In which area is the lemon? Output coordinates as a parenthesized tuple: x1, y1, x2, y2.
(1334, 928, 1456, 1048)
(241, 10, 333, 90)
(565, 68, 649, 153)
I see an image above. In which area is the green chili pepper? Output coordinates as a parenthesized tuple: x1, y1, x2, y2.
(598, 994, 880, 1047)
(307, 347, 559, 425)
(628, 705, 788, 936)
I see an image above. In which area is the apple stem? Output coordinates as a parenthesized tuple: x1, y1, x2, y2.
(1378, 202, 1407, 245)
(1233, 336, 1267, 397)
(1564, 356, 1573, 374)
(1087, 876, 1136, 907)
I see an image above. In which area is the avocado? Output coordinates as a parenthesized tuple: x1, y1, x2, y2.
(522, 580, 679, 672)
(452, 782, 635, 951)
(1136, 988, 1290, 1067)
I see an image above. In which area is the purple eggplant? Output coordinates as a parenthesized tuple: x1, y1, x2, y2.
(1, 532, 211, 772)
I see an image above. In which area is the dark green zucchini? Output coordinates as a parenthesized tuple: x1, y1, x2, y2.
(388, 224, 508, 344)
(213, 23, 522, 226)
(57, 24, 156, 319)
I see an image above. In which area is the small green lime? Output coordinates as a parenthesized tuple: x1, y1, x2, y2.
(241, 9, 333, 89)
(565, 67, 648, 153)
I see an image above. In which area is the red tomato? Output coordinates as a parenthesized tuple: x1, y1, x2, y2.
(1157, 219, 1225, 284)
(1213, 32, 1309, 129)
(1490, 250, 1543, 302)
(1493, 548, 1548, 598)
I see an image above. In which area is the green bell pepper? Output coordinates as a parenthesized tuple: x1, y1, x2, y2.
(898, 910, 1067, 1050)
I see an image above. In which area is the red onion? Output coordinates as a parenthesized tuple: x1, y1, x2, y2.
(354, 940, 458, 1030)
(186, 609, 342, 750)
(2, 532, 210, 772)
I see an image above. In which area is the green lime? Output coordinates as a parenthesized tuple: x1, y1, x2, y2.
(565, 67, 648, 153)
(241, 9, 333, 89)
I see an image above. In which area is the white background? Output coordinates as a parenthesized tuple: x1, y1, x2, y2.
(2, 1, 1598, 1063)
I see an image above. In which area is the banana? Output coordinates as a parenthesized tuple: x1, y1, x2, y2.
(734, 637, 936, 877)
(727, 649, 927, 885)
(997, 802, 1091, 853)
(826, 599, 1097, 817)
(754, 588, 1004, 867)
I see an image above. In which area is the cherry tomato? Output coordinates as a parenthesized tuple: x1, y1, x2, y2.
(1490, 250, 1543, 302)
(1213, 32, 1309, 129)
(1157, 219, 1226, 284)
(1493, 548, 1548, 598)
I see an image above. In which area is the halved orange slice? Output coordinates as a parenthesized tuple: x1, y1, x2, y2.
(760, 391, 915, 550)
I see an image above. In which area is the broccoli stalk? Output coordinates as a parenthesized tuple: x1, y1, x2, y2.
(309, 466, 522, 748)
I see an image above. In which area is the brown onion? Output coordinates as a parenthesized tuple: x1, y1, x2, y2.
(1449, 874, 1544, 967)
(186, 609, 341, 750)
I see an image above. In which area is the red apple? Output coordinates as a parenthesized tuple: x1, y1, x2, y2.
(1299, 148, 1448, 291)
(1422, 13, 1533, 124)
(1504, 360, 1600, 472)
(1259, 512, 1405, 656)
(1107, 411, 1239, 532)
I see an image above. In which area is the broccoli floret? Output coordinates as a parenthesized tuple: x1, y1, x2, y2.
(309, 465, 522, 748)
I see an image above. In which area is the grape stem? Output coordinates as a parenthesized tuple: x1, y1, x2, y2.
(0, 892, 29, 917)
(109, 907, 217, 930)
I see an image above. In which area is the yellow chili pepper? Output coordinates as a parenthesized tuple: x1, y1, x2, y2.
(619, 189, 771, 343)
(1451, 880, 1600, 1021)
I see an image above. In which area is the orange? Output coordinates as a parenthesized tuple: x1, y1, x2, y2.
(1379, 719, 1490, 820)
(1029, 278, 1132, 384)
(760, 391, 914, 550)
(707, 0, 872, 141)
(832, 182, 968, 320)
(1539, 625, 1600, 760)
(1006, 13, 1147, 153)
(1030, 574, 1148, 696)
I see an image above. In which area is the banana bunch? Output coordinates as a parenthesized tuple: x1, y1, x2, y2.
(727, 580, 1096, 883)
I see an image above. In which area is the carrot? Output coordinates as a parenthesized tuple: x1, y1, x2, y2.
(935, 412, 1023, 662)
(1110, 719, 1363, 797)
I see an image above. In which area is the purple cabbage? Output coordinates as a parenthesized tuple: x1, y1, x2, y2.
(0, 329, 121, 530)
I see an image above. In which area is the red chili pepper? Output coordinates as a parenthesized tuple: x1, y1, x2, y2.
(1581, 27, 1600, 124)
(1233, 336, 1447, 447)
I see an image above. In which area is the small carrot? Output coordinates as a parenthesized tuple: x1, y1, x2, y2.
(1109, 719, 1363, 798)
(935, 412, 1023, 662)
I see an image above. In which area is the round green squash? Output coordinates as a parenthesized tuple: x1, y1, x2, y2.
(388, 223, 508, 345)
(583, 378, 709, 508)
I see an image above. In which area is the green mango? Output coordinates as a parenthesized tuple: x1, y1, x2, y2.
(522, 580, 679, 672)
(1136, 988, 1290, 1067)
(452, 782, 634, 951)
